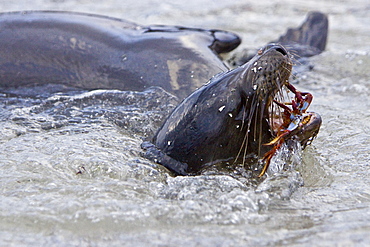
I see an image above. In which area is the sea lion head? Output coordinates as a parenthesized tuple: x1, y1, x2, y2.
(241, 43, 292, 98)
(229, 43, 293, 162)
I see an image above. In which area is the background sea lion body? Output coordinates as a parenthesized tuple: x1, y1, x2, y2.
(0, 11, 240, 98)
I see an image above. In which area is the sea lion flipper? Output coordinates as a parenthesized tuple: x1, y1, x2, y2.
(230, 11, 329, 66)
(276, 11, 329, 58)
(146, 25, 241, 55)
(141, 142, 189, 176)
(209, 29, 242, 54)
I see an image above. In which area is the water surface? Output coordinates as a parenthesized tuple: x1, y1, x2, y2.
(0, 0, 370, 246)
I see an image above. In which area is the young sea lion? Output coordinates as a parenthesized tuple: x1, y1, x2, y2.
(142, 44, 322, 175)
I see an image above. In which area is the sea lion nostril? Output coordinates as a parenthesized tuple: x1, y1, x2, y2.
(275, 47, 287, 56)
(264, 44, 288, 56)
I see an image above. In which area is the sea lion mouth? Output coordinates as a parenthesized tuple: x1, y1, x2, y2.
(243, 43, 321, 166)
(250, 43, 321, 145)
(235, 43, 293, 163)
(259, 78, 322, 176)
(242, 43, 293, 138)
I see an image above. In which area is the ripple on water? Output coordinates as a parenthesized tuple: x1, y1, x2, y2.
(0, 87, 314, 241)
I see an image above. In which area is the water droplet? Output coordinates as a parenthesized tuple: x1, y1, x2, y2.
(218, 105, 225, 112)
(121, 54, 127, 62)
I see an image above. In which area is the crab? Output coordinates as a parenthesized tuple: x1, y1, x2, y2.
(259, 83, 315, 177)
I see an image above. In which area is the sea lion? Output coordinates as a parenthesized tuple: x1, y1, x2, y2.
(142, 43, 322, 175)
(0, 11, 240, 99)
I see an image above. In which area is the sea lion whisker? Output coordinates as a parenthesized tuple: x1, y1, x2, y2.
(241, 125, 250, 166)
(236, 93, 259, 165)
(289, 69, 299, 81)
(257, 99, 267, 156)
(235, 98, 248, 160)
(272, 72, 282, 99)
(235, 115, 251, 165)
(242, 99, 259, 165)
(252, 101, 260, 142)
(282, 64, 293, 77)
(267, 70, 290, 136)
(287, 49, 300, 59)
(239, 99, 247, 131)
(289, 58, 300, 70)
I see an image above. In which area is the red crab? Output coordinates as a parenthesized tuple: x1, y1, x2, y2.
(259, 83, 316, 177)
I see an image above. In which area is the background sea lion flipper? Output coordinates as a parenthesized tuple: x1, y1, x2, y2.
(146, 25, 241, 54)
(209, 29, 242, 54)
(276, 11, 329, 58)
(230, 11, 329, 66)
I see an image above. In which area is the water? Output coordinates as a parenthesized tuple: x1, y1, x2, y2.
(1, 0, 370, 246)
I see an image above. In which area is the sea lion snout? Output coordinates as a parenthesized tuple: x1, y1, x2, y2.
(263, 43, 289, 56)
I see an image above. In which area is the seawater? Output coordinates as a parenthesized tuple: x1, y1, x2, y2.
(1, 0, 370, 246)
